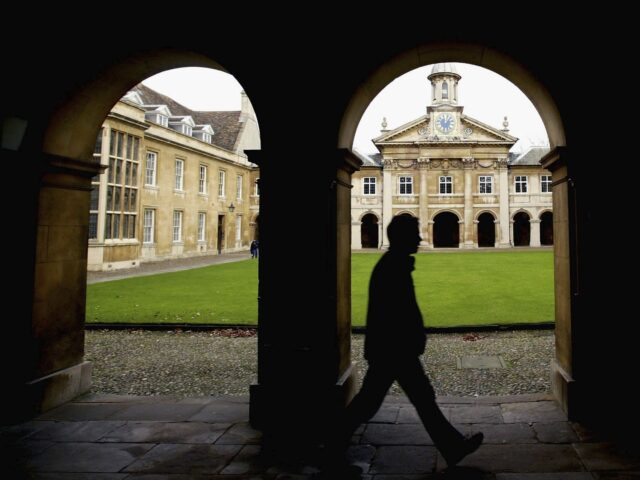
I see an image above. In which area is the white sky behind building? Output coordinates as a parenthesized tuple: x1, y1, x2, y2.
(143, 64, 548, 155)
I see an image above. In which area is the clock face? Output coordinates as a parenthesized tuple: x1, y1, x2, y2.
(435, 113, 455, 134)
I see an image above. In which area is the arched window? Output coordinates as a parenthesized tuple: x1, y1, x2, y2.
(442, 81, 449, 100)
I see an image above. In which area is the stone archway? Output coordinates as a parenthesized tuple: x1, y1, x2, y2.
(360, 213, 379, 248)
(513, 212, 531, 246)
(477, 212, 496, 247)
(540, 211, 553, 245)
(433, 211, 460, 247)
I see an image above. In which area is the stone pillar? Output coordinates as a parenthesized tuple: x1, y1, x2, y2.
(248, 149, 361, 446)
(509, 219, 514, 246)
(351, 219, 361, 249)
(418, 158, 429, 246)
(458, 220, 464, 248)
(16, 153, 102, 420)
(541, 147, 577, 418)
(530, 219, 541, 247)
(462, 157, 474, 248)
(427, 220, 434, 248)
(498, 160, 511, 247)
(382, 165, 392, 248)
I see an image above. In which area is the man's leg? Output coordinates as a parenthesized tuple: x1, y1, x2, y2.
(396, 357, 465, 458)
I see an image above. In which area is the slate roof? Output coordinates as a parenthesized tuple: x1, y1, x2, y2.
(353, 150, 383, 167)
(509, 147, 550, 166)
(132, 84, 242, 151)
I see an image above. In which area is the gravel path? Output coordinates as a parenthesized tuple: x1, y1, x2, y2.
(85, 329, 554, 397)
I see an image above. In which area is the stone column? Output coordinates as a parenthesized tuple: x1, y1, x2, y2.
(458, 220, 464, 248)
(509, 219, 514, 246)
(382, 164, 392, 248)
(498, 160, 511, 247)
(418, 158, 429, 247)
(351, 218, 361, 249)
(427, 220, 434, 248)
(248, 149, 361, 444)
(462, 157, 475, 248)
(530, 219, 541, 247)
(22, 153, 103, 419)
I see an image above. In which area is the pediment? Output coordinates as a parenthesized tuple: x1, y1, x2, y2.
(373, 115, 429, 143)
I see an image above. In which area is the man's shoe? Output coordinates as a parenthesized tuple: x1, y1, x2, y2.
(444, 432, 484, 467)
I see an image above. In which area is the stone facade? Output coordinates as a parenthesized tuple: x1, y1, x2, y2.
(87, 86, 260, 271)
(351, 64, 552, 249)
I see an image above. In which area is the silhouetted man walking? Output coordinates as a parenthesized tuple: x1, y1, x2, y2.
(334, 215, 482, 471)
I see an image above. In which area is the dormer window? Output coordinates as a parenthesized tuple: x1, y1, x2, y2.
(202, 133, 212, 143)
(143, 105, 172, 127)
(182, 124, 192, 136)
(192, 125, 214, 144)
(157, 115, 168, 127)
(168, 116, 196, 137)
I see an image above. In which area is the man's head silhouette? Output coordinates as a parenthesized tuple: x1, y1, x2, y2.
(387, 215, 421, 253)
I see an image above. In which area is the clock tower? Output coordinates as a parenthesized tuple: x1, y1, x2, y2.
(427, 63, 463, 136)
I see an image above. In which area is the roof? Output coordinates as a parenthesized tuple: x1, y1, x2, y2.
(510, 146, 550, 166)
(353, 150, 383, 167)
(132, 84, 242, 151)
(430, 63, 459, 75)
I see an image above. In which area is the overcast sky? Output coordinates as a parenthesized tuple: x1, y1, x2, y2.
(143, 64, 548, 154)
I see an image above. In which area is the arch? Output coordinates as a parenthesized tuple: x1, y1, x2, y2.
(474, 209, 496, 222)
(251, 213, 260, 241)
(358, 210, 380, 222)
(540, 211, 553, 245)
(433, 211, 460, 248)
(430, 208, 461, 222)
(41, 49, 258, 161)
(513, 211, 531, 247)
(360, 213, 379, 248)
(477, 212, 496, 247)
(338, 43, 565, 151)
(395, 210, 417, 218)
(511, 208, 535, 222)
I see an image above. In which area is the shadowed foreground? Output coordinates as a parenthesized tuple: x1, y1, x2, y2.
(3, 394, 639, 477)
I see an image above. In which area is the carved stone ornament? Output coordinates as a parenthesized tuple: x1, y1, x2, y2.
(478, 160, 494, 168)
(397, 160, 416, 169)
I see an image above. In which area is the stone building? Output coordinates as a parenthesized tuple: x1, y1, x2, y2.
(87, 84, 260, 271)
(351, 64, 552, 249)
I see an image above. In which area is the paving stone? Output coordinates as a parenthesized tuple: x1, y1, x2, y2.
(362, 423, 432, 445)
(501, 402, 566, 423)
(30, 421, 125, 442)
(124, 444, 241, 474)
(109, 403, 207, 421)
(533, 422, 579, 444)
(216, 422, 262, 444)
(102, 421, 229, 444)
(188, 401, 249, 423)
(26, 442, 154, 472)
(574, 443, 640, 471)
(450, 405, 503, 424)
(36, 403, 127, 421)
(458, 355, 506, 369)
(496, 474, 594, 480)
(0, 420, 48, 443)
(33, 474, 128, 479)
(397, 406, 452, 423)
(448, 444, 583, 472)
(370, 406, 399, 423)
(461, 423, 537, 444)
(593, 472, 640, 479)
(220, 444, 269, 475)
(370, 446, 437, 474)
(346, 444, 376, 473)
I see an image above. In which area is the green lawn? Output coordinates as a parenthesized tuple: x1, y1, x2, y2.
(86, 250, 554, 327)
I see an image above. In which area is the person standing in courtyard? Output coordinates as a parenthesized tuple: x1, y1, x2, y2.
(250, 239, 259, 258)
(332, 215, 483, 470)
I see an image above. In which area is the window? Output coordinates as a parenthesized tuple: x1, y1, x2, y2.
(254, 178, 260, 196)
(218, 170, 226, 197)
(399, 176, 413, 195)
(89, 130, 102, 240)
(143, 209, 155, 244)
(515, 175, 528, 193)
(175, 159, 184, 190)
(199, 165, 208, 194)
(236, 216, 242, 243)
(104, 130, 139, 240)
(202, 132, 212, 143)
(236, 175, 243, 200)
(145, 152, 157, 186)
(442, 81, 449, 100)
(479, 176, 493, 194)
(541, 175, 552, 193)
(198, 212, 206, 242)
(158, 115, 168, 127)
(173, 210, 183, 242)
(439, 176, 453, 194)
(363, 177, 376, 195)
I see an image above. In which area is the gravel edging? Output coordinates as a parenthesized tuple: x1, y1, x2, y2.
(85, 329, 554, 397)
